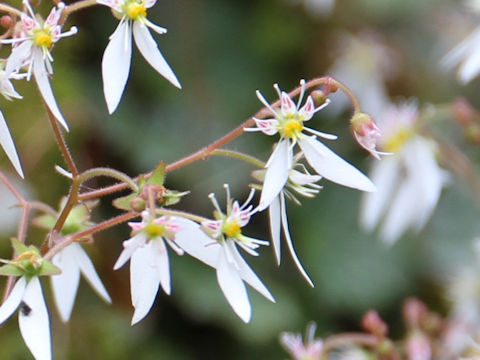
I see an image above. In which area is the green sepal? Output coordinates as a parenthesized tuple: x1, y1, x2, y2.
(161, 190, 190, 206)
(0, 263, 24, 276)
(146, 162, 166, 186)
(11, 238, 30, 255)
(38, 260, 61, 276)
(33, 214, 56, 231)
(113, 193, 138, 211)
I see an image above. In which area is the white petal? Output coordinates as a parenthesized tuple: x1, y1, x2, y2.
(360, 157, 400, 231)
(151, 240, 171, 295)
(19, 277, 51, 360)
(258, 139, 291, 211)
(268, 195, 282, 265)
(113, 233, 146, 270)
(51, 245, 81, 322)
(0, 276, 26, 324)
(298, 136, 376, 192)
(102, 21, 132, 114)
(132, 22, 181, 89)
(174, 218, 221, 268)
(229, 241, 275, 303)
(279, 193, 314, 287)
(5, 41, 32, 75)
(130, 243, 160, 325)
(0, 110, 23, 177)
(32, 50, 69, 131)
(74, 243, 112, 304)
(217, 245, 251, 323)
(458, 45, 480, 84)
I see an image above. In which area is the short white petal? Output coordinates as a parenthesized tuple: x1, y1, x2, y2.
(0, 276, 26, 324)
(174, 218, 221, 268)
(130, 244, 160, 325)
(102, 21, 132, 114)
(229, 242, 275, 303)
(113, 233, 146, 270)
(217, 246, 251, 323)
(19, 277, 51, 360)
(258, 139, 291, 211)
(5, 41, 32, 75)
(0, 110, 23, 177)
(280, 193, 314, 287)
(299, 136, 376, 192)
(74, 243, 112, 304)
(151, 240, 171, 295)
(132, 22, 181, 89)
(360, 157, 400, 231)
(51, 245, 81, 322)
(458, 46, 480, 84)
(32, 50, 69, 131)
(268, 195, 282, 265)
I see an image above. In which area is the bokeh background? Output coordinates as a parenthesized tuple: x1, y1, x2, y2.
(1, 0, 480, 358)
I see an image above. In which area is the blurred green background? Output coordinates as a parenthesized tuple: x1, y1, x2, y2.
(1, 0, 480, 358)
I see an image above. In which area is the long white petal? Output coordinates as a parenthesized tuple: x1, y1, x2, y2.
(258, 139, 291, 211)
(74, 243, 112, 304)
(268, 195, 282, 265)
(113, 233, 146, 270)
(299, 136, 376, 192)
(51, 245, 81, 322)
(132, 22, 181, 89)
(174, 218, 221, 268)
(19, 277, 51, 360)
(280, 193, 314, 287)
(152, 240, 171, 295)
(130, 243, 160, 325)
(229, 241, 275, 303)
(360, 157, 400, 231)
(217, 245, 251, 323)
(102, 21, 132, 114)
(0, 110, 23, 177)
(32, 50, 69, 131)
(0, 276, 26, 324)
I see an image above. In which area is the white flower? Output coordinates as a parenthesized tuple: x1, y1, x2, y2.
(98, 0, 181, 114)
(113, 211, 183, 325)
(360, 102, 448, 244)
(0, 65, 25, 177)
(442, 26, 480, 84)
(174, 186, 275, 323)
(50, 242, 111, 322)
(246, 80, 375, 213)
(254, 161, 321, 287)
(280, 322, 323, 360)
(2, 1, 77, 130)
(286, 0, 335, 17)
(0, 276, 51, 360)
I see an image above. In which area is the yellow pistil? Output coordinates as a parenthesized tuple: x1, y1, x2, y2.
(283, 119, 303, 138)
(384, 127, 411, 152)
(145, 223, 166, 238)
(33, 29, 53, 49)
(222, 220, 241, 238)
(125, 2, 147, 20)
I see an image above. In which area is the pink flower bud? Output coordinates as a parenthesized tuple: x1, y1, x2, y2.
(350, 112, 384, 159)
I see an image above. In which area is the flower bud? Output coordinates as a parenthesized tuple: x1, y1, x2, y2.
(130, 197, 146, 212)
(362, 310, 388, 338)
(350, 112, 384, 159)
(311, 90, 327, 107)
(405, 331, 431, 360)
(0, 15, 12, 29)
(403, 297, 427, 329)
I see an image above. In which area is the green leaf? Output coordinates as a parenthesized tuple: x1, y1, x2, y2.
(0, 264, 23, 276)
(113, 193, 138, 211)
(32, 214, 57, 231)
(146, 162, 166, 186)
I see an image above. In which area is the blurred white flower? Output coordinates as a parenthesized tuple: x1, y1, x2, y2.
(2, 0, 77, 130)
(280, 322, 323, 360)
(98, 0, 181, 114)
(285, 0, 335, 17)
(0, 276, 51, 360)
(175, 185, 275, 323)
(247, 80, 375, 215)
(360, 101, 448, 244)
(114, 211, 183, 325)
(51, 242, 111, 322)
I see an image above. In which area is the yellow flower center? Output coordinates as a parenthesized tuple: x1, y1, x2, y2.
(283, 119, 303, 138)
(33, 29, 53, 49)
(222, 220, 241, 238)
(125, 2, 147, 20)
(145, 223, 166, 238)
(384, 127, 411, 152)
